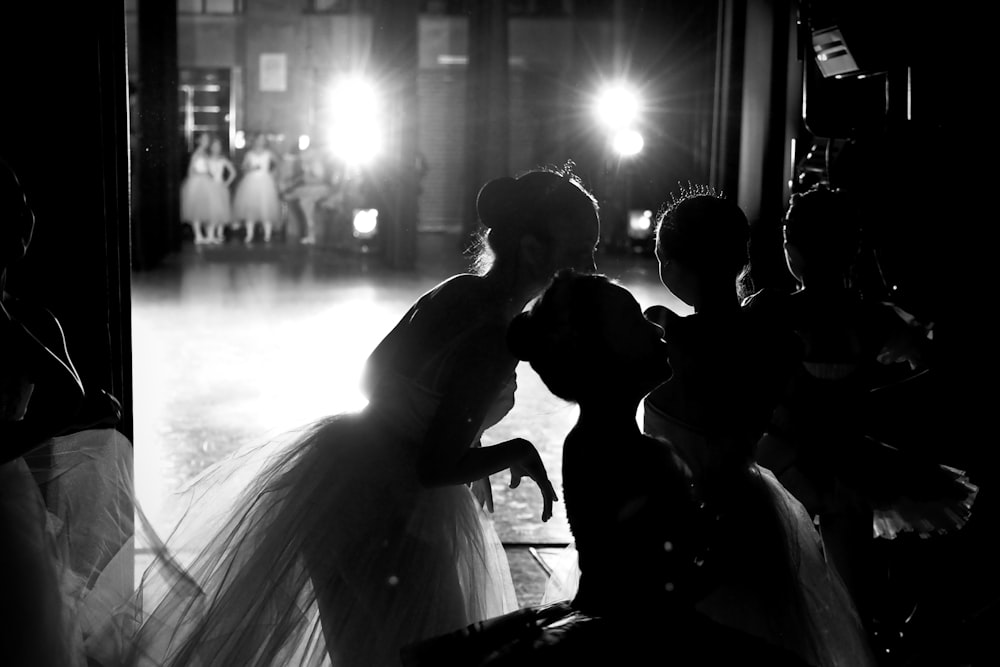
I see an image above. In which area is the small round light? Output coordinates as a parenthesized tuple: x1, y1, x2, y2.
(612, 129, 644, 157)
(353, 209, 378, 236)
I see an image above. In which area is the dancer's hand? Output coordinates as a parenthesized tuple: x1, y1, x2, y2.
(509, 439, 558, 522)
(467, 440, 495, 512)
(471, 477, 495, 513)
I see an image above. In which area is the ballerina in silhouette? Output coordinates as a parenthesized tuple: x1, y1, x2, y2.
(122, 165, 601, 667)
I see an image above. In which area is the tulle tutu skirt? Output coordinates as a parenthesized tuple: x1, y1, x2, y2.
(2, 429, 133, 667)
(233, 171, 281, 224)
(759, 429, 979, 540)
(121, 410, 517, 667)
(30, 429, 135, 665)
(541, 463, 875, 667)
(181, 174, 230, 225)
(1, 457, 85, 666)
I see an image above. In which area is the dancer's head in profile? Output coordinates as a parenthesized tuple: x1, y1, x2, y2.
(782, 185, 861, 290)
(195, 131, 212, 153)
(508, 270, 669, 407)
(654, 184, 750, 310)
(509, 270, 719, 610)
(473, 162, 600, 295)
(209, 136, 226, 157)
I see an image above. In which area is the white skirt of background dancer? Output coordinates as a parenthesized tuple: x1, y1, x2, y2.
(179, 157, 223, 225)
(97, 372, 518, 667)
(544, 404, 877, 667)
(180, 155, 229, 227)
(233, 153, 281, 225)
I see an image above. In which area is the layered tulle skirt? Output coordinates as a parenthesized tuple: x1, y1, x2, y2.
(758, 427, 978, 540)
(539, 466, 875, 666)
(121, 410, 516, 667)
(542, 406, 876, 667)
(233, 171, 281, 224)
(181, 174, 230, 225)
(2, 428, 135, 667)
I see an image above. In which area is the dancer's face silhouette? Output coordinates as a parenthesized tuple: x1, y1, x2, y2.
(655, 247, 695, 308)
(594, 282, 670, 393)
(782, 229, 806, 285)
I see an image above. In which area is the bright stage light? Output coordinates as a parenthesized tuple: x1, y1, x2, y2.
(352, 208, 378, 237)
(298, 134, 311, 151)
(629, 209, 653, 234)
(595, 84, 641, 129)
(612, 128, 644, 157)
(325, 76, 383, 166)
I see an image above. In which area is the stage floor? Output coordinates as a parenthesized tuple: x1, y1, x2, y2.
(131, 233, 677, 605)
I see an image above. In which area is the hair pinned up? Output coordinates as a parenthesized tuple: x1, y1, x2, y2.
(506, 270, 624, 402)
(475, 176, 519, 231)
(654, 181, 749, 283)
(783, 185, 861, 277)
(470, 164, 599, 275)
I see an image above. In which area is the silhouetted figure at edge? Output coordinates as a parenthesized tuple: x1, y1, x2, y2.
(1, 158, 134, 667)
(402, 271, 812, 666)
(639, 185, 877, 666)
(1, 158, 85, 665)
(756, 185, 978, 647)
(121, 164, 600, 667)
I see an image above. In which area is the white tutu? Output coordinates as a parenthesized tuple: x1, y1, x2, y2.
(233, 153, 281, 224)
(645, 405, 876, 667)
(180, 174, 223, 224)
(180, 155, 230, 225)
(0, 428, 135, 667)
(28, 429, 135, 666)
(539, 403, 876, 667)
(110, 366, 518, 667)
(0, 457, 85, 666)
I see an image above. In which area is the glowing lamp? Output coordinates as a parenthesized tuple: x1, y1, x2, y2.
(595, 84, 641, 129)
(352, 208, 378, 238)
(612, 129, 644, 157)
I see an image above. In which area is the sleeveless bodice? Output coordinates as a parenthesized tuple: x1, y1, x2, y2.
(207, 157, 228, 181)
(189, 154, 209, 175)
(245, 151, 271, 171)
(362, 280, 518, 454)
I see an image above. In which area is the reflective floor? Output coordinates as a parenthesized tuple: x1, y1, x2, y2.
(131, 233, 681, 548)
(128, 235, 999, 635)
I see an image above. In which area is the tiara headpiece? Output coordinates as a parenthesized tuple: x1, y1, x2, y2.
(542, 159, 585, 197)
(660, 182, 725, 219)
